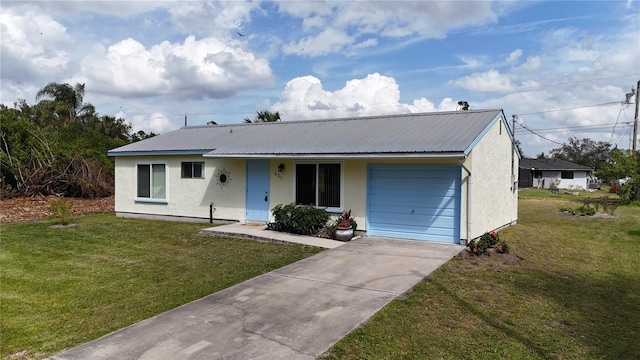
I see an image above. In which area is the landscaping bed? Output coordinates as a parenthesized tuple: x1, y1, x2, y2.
(0, 196, 114, 224)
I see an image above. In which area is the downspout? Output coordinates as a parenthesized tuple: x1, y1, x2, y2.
(460, 161, 472, 246)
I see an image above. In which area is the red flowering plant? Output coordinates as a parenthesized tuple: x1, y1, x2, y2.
(467, 230, 508, 256)
(337, 209, 355, 229)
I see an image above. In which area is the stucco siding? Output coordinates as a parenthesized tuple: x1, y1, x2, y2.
(113, 145, 516, 241)
(466, 118, 518, 239)
(267, 158, 458, 231)
(114, 156, 246, 221)
(532, 170, 589, 189)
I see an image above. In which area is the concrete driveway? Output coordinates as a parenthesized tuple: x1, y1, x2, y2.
(50, 236, 463, 360)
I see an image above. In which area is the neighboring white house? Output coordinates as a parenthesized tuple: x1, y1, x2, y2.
(108, 109, 520, 244)
(518, 158, 593, 190)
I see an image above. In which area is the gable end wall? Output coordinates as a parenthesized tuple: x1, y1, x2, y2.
(465, 117, 518, 239)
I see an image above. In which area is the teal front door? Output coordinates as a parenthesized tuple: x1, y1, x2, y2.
(246, 160, 270, 221)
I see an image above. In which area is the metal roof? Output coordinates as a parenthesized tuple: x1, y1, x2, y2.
(519, 158, 593, 171)
(108, 109, 505, 158)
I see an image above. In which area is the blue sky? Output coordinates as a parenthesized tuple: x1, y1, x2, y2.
(1, 0, 639, 157)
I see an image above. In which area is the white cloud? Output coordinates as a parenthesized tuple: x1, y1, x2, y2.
(516, 56, 541, 72)
(282, 28, 354, 57)
(352, 38, 378, 50)
(337, 1, 497, 38)
(0, 9, 73, 82)
(448, 70, 515, 92)
(506, 49, 523, 63)
(118, 111, 176, 134)
(459, 56, 488, 68)
(276, 1, 499, 57)
(169, 1, 259, 37)
(272, 73, 453, 120)
(71, 35, 273, 100)
(0, 0, 164, 19)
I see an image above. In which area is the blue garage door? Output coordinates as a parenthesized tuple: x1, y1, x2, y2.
(367, 165, 461, 243)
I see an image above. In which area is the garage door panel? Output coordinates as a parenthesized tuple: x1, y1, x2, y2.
(368, 228, 455, 243)
(369, 213, 455, 229)
(370, 176, 457, 185)
(369, 193, 458, 207)
(367, 165, 460, 243)
(369, 206, 457, 219)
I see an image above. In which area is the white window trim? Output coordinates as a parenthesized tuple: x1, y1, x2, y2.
(135, 161, 169, 203)
(293, 161, 344, 212)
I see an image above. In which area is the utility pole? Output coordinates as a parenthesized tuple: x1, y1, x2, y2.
(633, 80, 639, 156)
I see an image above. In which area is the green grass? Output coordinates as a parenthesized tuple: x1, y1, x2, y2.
(0, 215, 322, 359)
(518, 187, 619, 200)
(321, 196, 640, 359)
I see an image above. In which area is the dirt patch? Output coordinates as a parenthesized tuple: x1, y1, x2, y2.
(458, 248, 523, 263)
(557, 210, 618, 219)
(0, 196, 114, 224)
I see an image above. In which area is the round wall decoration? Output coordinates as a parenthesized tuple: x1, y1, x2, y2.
(215, 168, 231, 188)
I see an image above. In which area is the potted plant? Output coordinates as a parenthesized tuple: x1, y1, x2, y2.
(334, 209, 355, 241)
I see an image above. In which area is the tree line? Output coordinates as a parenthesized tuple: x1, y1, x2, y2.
(0, 82, 155, 199)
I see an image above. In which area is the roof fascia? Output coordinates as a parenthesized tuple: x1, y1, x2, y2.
(463, 110, 520, 158)
(108, 150, 212, 157)
(203, 152, 466, 160)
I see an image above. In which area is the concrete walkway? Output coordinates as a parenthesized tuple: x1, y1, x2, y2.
(199, 222, 345, 249)
(50, 226, 463, 360)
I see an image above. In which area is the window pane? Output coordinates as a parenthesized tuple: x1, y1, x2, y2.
(137, 165, 150, 198)
(561, 171, 573, 179)
(319, 164, 340, 207)
(296, 164, 316, 205)
(152, 164, 166, 199)
(182, 162, 193, 178)
(193, 163, 203, 178)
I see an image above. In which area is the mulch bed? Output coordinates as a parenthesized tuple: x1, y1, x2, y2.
(0, 196, 114, 224)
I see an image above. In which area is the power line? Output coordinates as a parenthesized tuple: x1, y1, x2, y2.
(442, 74, 639, 99)
(515, 121, 631, 133)
(516, 101, 621, 116)
(513, 116, 563, 145)
(609, 107, 625, 144)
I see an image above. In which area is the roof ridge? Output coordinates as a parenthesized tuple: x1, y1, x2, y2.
(182, 109, 503, 129)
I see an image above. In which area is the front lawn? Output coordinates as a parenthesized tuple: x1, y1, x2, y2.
(0, 215, 322, 359)
(322, 194, 640, 359)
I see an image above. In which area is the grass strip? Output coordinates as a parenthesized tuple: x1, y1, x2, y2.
(321, 194, 640, 359)
(0, 214, 322, 359)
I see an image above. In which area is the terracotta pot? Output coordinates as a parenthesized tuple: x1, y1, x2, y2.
(334, 227, 354, 241)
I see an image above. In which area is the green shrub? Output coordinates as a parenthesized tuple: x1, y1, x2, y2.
(49, 198, 73, 225)
(599, 197, 620, 215)
(468, 231, 510, 256)
(495, 239, 510, 254)
(480, 231, 499, 247)
(574, 205, 596, 216)
(268, 203, 330, 235)
(617, 176, 640, 205)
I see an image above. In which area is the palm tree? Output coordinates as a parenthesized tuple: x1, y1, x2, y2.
(35, 82, 95, 124)
(244, 110, 281, 123)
